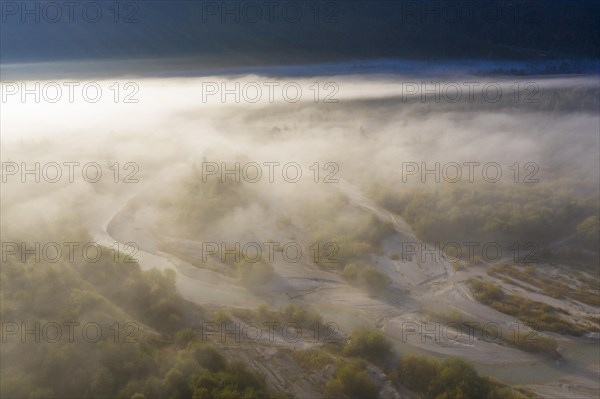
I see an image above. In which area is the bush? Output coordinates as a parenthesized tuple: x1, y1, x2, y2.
(324, 360, 378, 399)
(576, 215, 600, 249)
(342, 327, 393, 364)
(175, 328, 197, 347)
(359, 267, 390, 295)
(376, 184, 599, 261)
(467, 279, 586, 336)
(397, 353, 440, 393)
(397, 354, 527, 399)
(0, 254, 278, 399)
(427, 358, 488, 399)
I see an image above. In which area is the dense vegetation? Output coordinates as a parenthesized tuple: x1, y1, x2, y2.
(305, 193, 395, 268)
(432, 308, 559, 356)
(487, 264, 600, 307)
(0, 251, 277, 399)
(324, 360, 379, 399)
(163, 165, 250, 237)
(341, 327, 393, 365)
(300, 193, 395, 295)
(396, 354, 527, 399)
(230, 303, 326, 335)
(375, 183, 599, 263)
(1, 245, 537, 398)
(325, 327, 528, 399)
(467, 279, 590, 337)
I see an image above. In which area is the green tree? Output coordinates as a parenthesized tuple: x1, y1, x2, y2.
(428, 358, 488, 399)
(325, 360, 378, 399)
(397, 353, 440, 393)
(343, 327, 393, 364)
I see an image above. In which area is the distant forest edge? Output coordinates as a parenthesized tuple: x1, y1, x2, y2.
(2, 58, 598, 81)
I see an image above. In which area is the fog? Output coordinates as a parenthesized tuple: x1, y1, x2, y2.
(2, 74, 599, 228)
(1, 71, 599, 398)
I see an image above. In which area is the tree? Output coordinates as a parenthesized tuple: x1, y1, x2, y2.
(397, 353, 440, 393)
(175, 328, 197, 348)
(343, 327, 393, 364)
(427, 358, 488, 399)
(325, 360, 378, 399)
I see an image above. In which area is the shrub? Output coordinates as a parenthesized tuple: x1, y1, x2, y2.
(342, 327, 393, 364)
(359, 267, 390, 295)
(324, 360, 378, 399)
